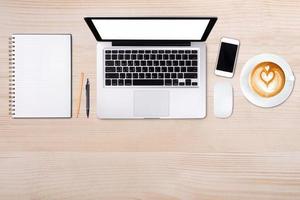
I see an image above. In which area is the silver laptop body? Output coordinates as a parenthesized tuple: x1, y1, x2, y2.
(85, 17, 217, 119)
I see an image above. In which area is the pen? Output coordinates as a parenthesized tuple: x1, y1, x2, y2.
(85, 78, 90, 118)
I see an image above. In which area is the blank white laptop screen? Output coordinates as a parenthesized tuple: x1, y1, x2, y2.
(91, 19, 210, 40)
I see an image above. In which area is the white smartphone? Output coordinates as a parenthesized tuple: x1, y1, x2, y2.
(215, 37, 240, 78)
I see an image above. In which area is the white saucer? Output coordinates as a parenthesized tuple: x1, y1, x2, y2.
(240, 54, 295, 108)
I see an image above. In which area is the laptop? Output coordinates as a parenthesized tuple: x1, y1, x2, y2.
(84, 17, 217, 119)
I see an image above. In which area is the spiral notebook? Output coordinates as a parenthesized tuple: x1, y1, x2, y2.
(9, 34, 72, 118)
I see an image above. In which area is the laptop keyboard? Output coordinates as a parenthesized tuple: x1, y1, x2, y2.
(104, 49, 199, 87)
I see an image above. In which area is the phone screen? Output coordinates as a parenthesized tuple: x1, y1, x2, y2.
(216, 42, 238, 72)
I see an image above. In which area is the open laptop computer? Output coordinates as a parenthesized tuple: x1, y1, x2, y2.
(84, 17, 217, 119)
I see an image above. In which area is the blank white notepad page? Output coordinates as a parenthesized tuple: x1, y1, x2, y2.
(12, 34, 71, 118)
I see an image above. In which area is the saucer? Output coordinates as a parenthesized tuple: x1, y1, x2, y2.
(240, 54, 295, 108)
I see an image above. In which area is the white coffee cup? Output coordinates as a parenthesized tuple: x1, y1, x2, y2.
(240, 54, 295, 108)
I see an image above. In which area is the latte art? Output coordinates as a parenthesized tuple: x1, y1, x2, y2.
(250, 62, 285, 97)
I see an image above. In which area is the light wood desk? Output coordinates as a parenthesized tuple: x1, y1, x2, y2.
(1, 0, 300, 199)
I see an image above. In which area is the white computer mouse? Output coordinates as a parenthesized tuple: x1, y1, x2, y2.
(214, 81, 233, 118)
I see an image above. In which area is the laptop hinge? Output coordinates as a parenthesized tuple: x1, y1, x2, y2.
(112, 41, 191, 46)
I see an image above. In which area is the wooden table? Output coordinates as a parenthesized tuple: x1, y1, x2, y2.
(1, 0, 300, 199)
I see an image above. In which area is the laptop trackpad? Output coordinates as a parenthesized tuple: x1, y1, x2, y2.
(134, 90, 169, 118)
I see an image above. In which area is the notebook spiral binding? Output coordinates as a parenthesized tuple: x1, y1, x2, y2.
(9, 36, 16, 116)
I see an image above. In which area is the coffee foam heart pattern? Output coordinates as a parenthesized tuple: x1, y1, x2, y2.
(260, 70, 274, 85)
(250, 62, 285, 98)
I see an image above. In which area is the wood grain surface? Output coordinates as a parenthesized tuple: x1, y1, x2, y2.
(0, 0, 300, 199)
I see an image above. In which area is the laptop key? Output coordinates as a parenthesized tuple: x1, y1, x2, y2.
(168, 67, 173, 72)
(125, 54, 130, 60)
(173, 79, 179, 86)
(149, 67, 154, 72)
(131, 54, 137, 60)
(139, 73, 145, 78)
(138, 54, 143, 60)
(185, 79, 191, 86)
(105, 67, 116, 72)
(125, 79, 132, 86)
(115, 61, 120, 66)
(133, 73, 138, 78)
(123, 67, 128, 72)
(129, 67, 135, 72)
(121, 61, 127, 66)
(146, 73, 151, 78)
(165, 79, 172, 85)
(112, 54, 117, 59)
(105, 79, 111, 86)
(189, 54, 198, 59)
(158, 73, 164, 78)
(118, 79, 124, 86)
(160, 61, 165, 66)
(112, 79, 118, 85)
(136, 67, 141, 72)
(134, 60, 140, 66)
(126, 73, 132, 78)
(192, 82, 198, 86)
(187, 67, 197, 72)
(128, 61, 133, 66)
(144, 54, 150, 60)
(142, 67, 148, 72)
(116, 67, 122, 72)
(106, 73, 119, 78)
(192, 61, 197, 66)
(184, 73, 197, 78)
(105, 61, 114, 66)
(118, 54, 124, 60)
(133, 79, 164, 86)
(105, 54, 111, 59)
(120, 73, 125, 78)
(147, 61, 153, 66)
